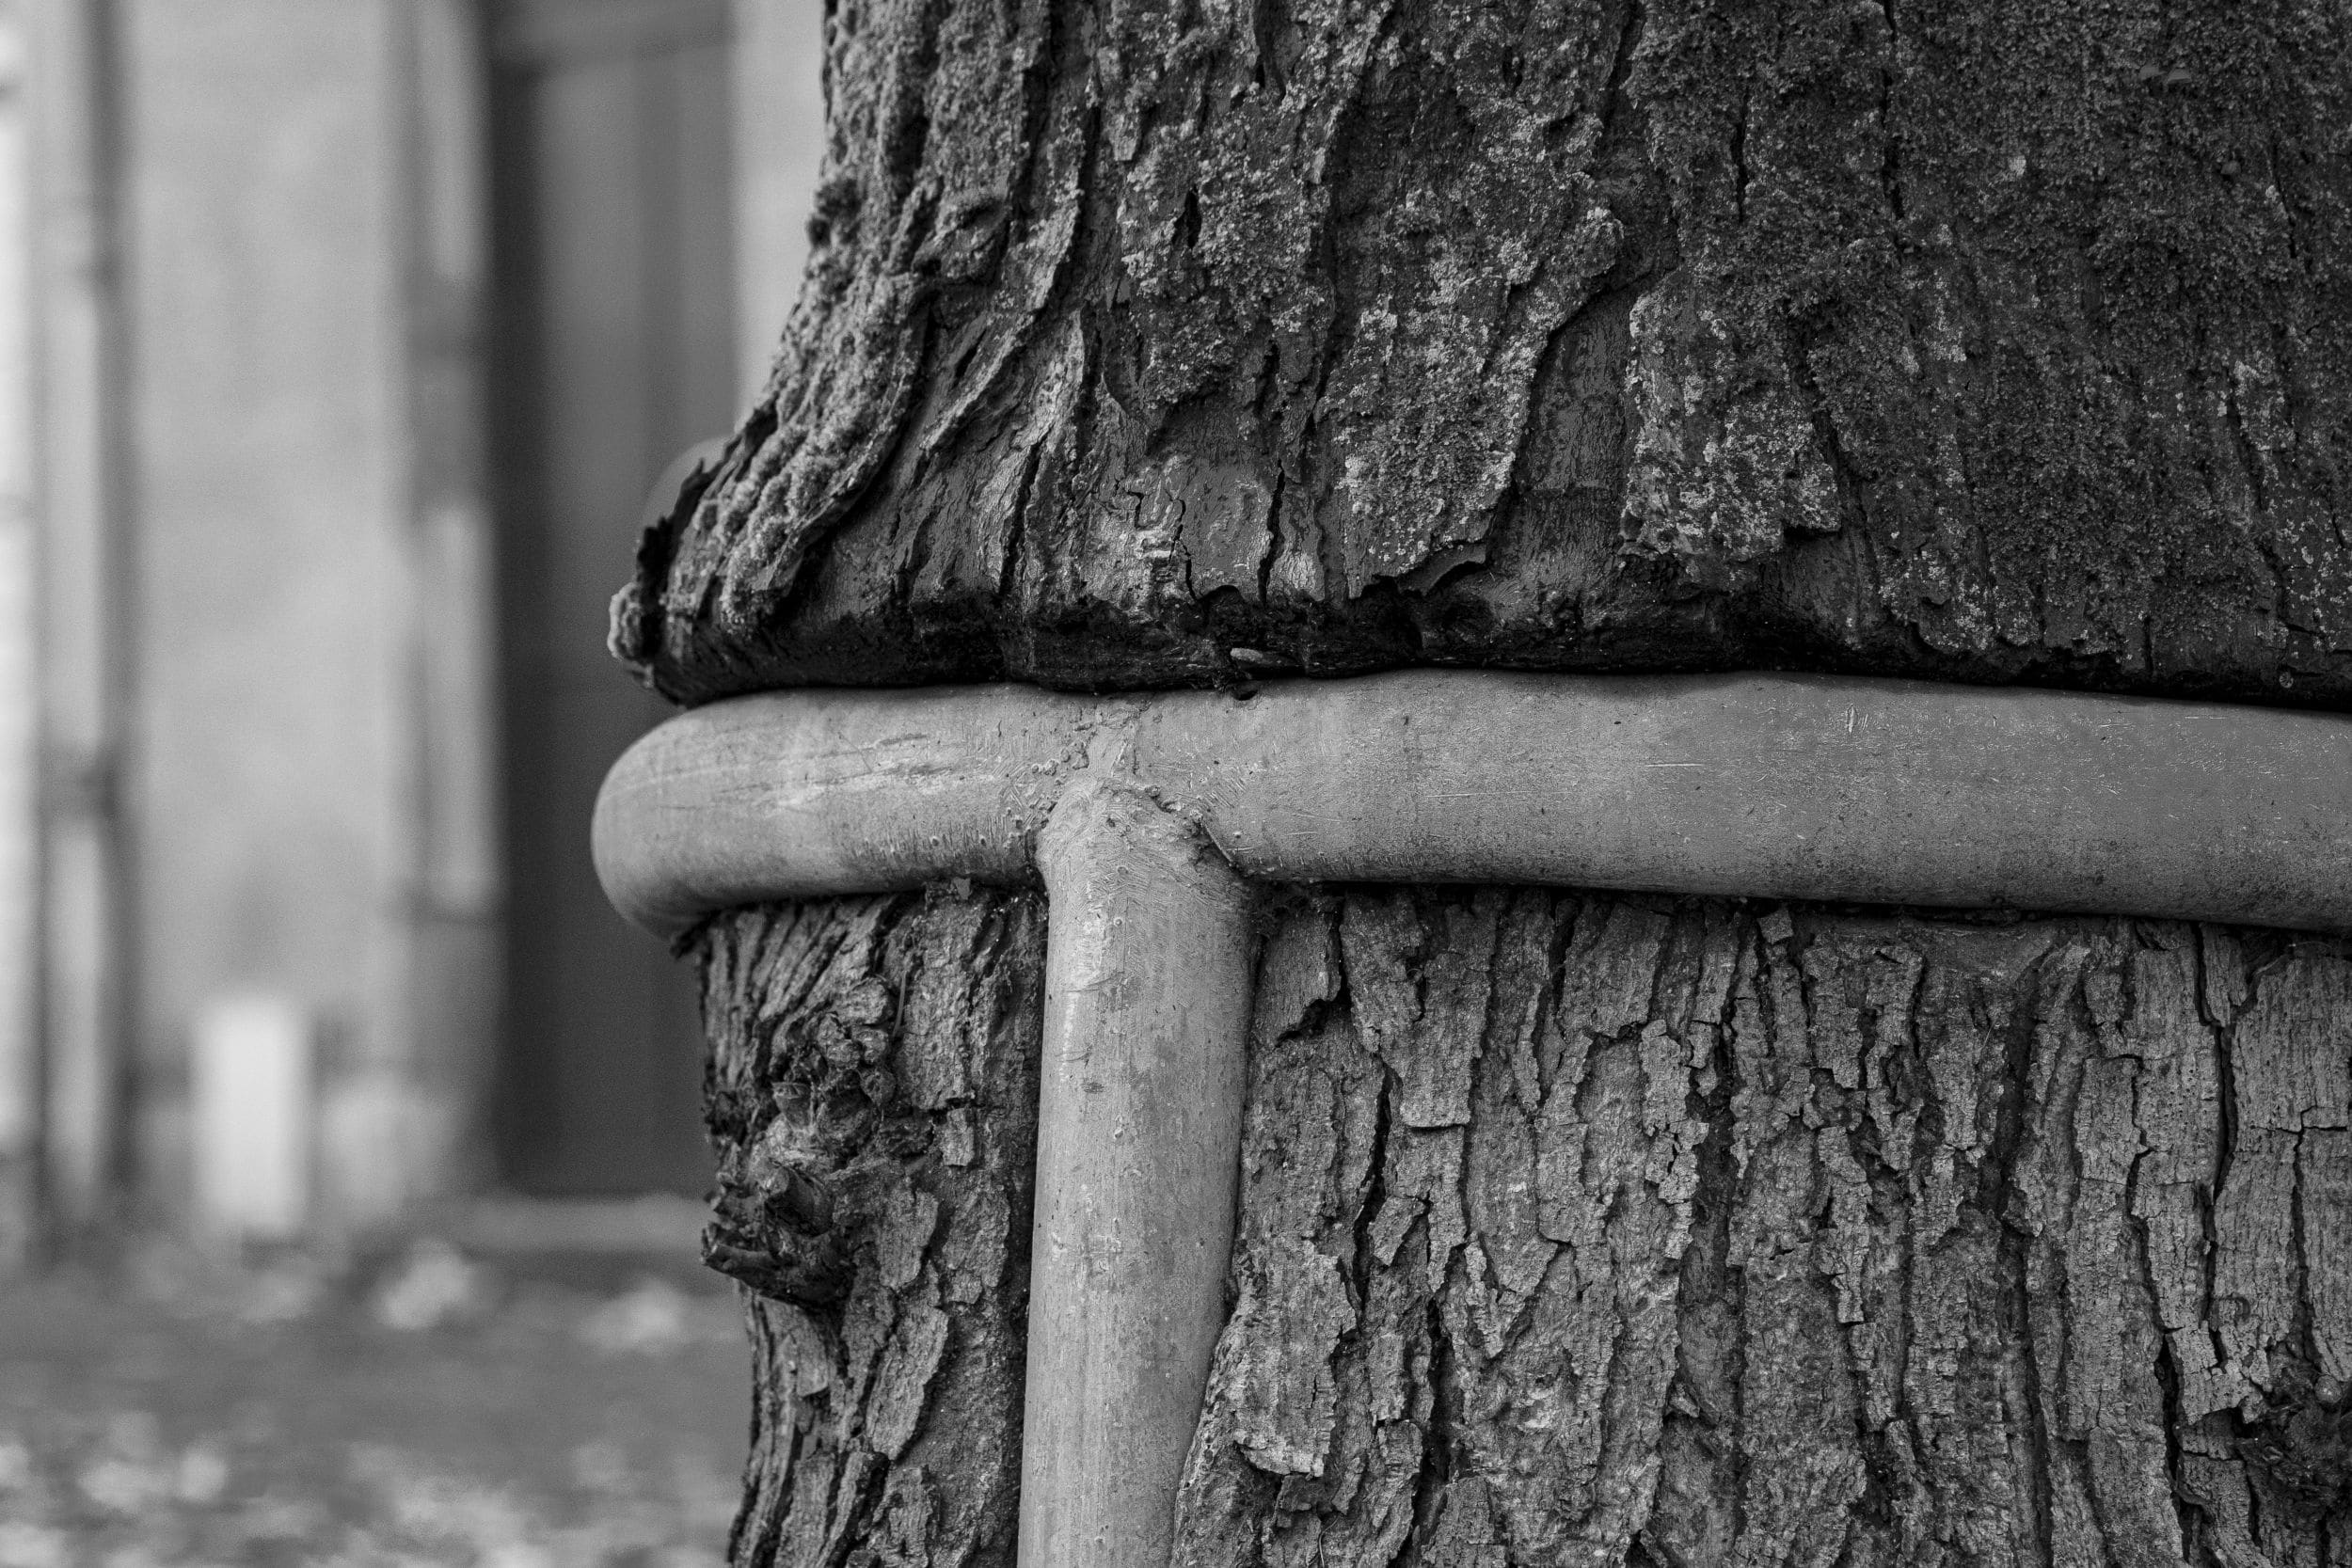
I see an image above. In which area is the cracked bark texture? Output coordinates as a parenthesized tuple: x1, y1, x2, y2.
(695, 887, 1047, 1566)
(614, 0, 2352, 710)
(697, 886, 2352, 1565)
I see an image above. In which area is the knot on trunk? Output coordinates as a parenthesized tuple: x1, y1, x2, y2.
(704, 1128, 854, 1307)
(2237, 1372, 2352, 1523)
(703, 977, 904, 1310)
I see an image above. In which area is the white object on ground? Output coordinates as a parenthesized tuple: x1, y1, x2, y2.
(190, 992, 312, 1242)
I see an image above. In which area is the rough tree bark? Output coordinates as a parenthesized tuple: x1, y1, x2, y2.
(698, 890, 2351, 1564)
(631, 0, 2352, 1560)
(614, 0, 2349, 707)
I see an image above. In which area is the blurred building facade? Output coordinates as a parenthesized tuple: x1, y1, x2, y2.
(0, 0, 822, 1259)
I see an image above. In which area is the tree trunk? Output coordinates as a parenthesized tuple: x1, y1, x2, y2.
(633, 0, 2352, 1560)
(699, 890, 2351, 1564)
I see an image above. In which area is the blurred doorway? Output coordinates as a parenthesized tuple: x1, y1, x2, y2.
(486, 0, 735, 1195)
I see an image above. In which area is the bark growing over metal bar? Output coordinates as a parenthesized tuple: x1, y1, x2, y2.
(614, 0, 2352, 710)
(697, 887, 2352, 1565)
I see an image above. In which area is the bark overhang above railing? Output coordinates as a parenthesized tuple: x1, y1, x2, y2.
(594, 669, 2352, 1568)
(596, 669, 2352, 939)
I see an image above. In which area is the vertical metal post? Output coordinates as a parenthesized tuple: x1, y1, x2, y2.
(1022, 778, 1253, 1568)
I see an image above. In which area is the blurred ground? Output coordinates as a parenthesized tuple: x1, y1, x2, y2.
(0, 1229, 749, 1566)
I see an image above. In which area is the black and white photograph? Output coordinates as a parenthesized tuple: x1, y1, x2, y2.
(0, 0, 2344, 1562)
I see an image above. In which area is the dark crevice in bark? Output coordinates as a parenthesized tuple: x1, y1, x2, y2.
(2204, 942, 2241, 1400)
(2002, 942, 2063, 1566)
(2137, 1149, 2201, 1555)
(1405, 1285, 1457, 1567)
(1727, 89, 1750, 227)
(1871, 0, 1904, 222)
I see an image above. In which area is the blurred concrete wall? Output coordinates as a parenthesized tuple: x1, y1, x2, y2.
(124, 0, 461, 1233)
(3, 0, 822, 1252)
(733, 0, 818, 404)
(0, 3, 40, 1266)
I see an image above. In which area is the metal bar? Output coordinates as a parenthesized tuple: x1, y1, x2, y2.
(595, 670, 2352, 937)
(592, 667, 2352, 1568)
(1024, 779, 1252, 1568)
